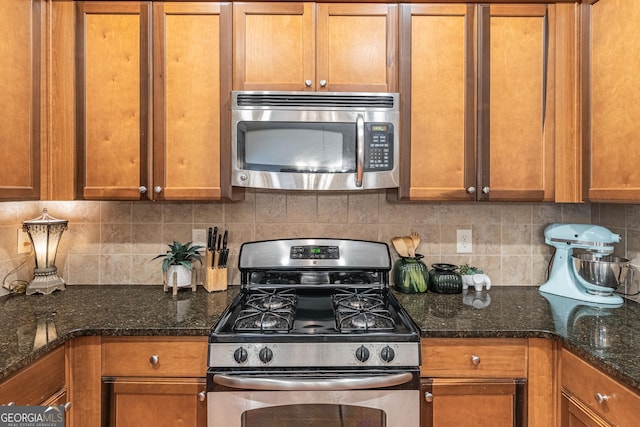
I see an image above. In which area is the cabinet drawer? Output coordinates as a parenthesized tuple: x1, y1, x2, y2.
(421, 338, 528, 378)
(102, 337, 207, 377)
(561, 349, 640, 427)
(0, 346, 65, 405)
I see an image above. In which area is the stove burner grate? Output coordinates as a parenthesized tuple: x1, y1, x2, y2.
(233, 288, 297, 332)
(333, 289, 395, 332)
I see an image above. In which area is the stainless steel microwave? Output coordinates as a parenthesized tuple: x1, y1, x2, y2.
(231, 91, 400, 191)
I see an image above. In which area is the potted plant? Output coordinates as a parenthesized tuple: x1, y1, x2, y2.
(459, 264, 491, 291)
(153, 241, 204, 288)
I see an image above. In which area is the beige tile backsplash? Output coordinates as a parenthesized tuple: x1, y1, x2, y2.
(1, 193, 637, 300)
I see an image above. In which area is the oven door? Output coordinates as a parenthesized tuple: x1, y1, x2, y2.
(207, 369, 420, 427)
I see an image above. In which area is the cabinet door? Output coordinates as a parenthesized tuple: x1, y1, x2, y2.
(478, 4, 555, 201)
(233, 2, 315, 91)
(316, 3, 397, 92)
(76, 2, 151, 200)
(588, 0, 640, 202)
(153, 2, 232, 200)
(0, 0, 41, 200)
(103, 378, 206, 427)
(398, 4, 475, 200)
(561, 391, 613, 427)
(421, 378, 526, 427)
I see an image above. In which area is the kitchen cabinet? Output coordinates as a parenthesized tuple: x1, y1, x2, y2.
(585, 0, 640, 202)
(420, 338, 528, 427)
(233, 2, 398, 92)
(560, 349, 640, 427)
(75, 1, 233, 201)
(101, 336, 208, 427)
(0, 346, 69, 421)
(398, 4, 560, 202)
(0, 0, 41, 200)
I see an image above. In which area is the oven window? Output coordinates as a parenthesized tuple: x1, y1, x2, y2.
(237, 122, 356, 173)
(241, 404, 386, 427)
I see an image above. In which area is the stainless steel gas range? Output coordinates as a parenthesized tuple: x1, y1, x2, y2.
(207, 238, 421, 427)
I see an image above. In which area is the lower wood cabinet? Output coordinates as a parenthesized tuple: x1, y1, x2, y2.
(0, 346, 70, 425)
(101, 337, 208, 427)
(420, 338, 528, 427)
(560, 349, 640, 427)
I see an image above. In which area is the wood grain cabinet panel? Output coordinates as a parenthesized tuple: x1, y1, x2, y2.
(399, 3, 558, 202)
(75, 1, 232, 201)
(587, 0, 640, 202)
(0, 0, 41, 200)
(233, 2, 397, 92)
(561, 349, 640, 427)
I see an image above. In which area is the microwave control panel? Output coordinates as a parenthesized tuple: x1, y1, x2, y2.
(364, 123, 394, 171)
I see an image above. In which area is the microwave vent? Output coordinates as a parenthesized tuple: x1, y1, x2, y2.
(235, 92, 397, 109)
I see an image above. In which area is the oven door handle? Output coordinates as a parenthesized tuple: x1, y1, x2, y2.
(355, 113, 365, 188)
(213, 372, 413, 391)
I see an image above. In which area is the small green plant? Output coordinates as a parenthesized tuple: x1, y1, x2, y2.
(459, 264, 483, 275)
(153, 241, 204, 272)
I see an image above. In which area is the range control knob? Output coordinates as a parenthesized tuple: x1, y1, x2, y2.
(355, 345, 370, 362)
(380, 346, 395, 363)
(259, 347, 273, 364)
(233, 347, 248, 364)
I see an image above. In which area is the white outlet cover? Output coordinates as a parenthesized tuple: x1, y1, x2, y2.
(192, 229, 207, 248)
(456, 229, 472, 253)
(17, 229, 31, 254)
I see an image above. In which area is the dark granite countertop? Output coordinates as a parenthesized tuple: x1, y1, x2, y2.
(1, 285, 639, 395)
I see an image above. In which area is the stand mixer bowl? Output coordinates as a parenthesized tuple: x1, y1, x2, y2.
(572, 252, 632, 295)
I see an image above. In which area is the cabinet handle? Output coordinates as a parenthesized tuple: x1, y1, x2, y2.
(319, 80, 327, 88)
(6, 402, 15, 406)
(139, 186, 147, 194)
(64, 402, 72, 411)
(305, 80, 312, 87)
(149, 354, 159, 365)
(424, 391, 433, 403)
(471, 355, 481, 365)
(154, 186, 163, 194)
(482, 186, 490, 194)
(198, 391, 206, 402)
(467, 187, 476, 194)
(594, 392, 610, 404)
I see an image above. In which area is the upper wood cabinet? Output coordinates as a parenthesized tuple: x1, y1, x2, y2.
(399, 3, 559, 202)
(0, 0, 41, 200)
(233, 2, 398, 92)
(75, 1, 232, 201)
(586, 0, 640, 202)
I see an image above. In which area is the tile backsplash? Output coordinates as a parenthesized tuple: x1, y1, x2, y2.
(0, 191, 638, 300)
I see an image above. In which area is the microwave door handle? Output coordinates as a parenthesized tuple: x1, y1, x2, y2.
(356, 114, 365, 187)
(213, 372, 413, 391)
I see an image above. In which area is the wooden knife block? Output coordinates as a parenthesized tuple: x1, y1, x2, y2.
(204, 250, 228, 292)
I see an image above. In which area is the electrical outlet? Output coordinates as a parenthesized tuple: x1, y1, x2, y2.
(17, 229, 31, 254)
(192, 229, 207, 249)
(456, 229, 472, 253)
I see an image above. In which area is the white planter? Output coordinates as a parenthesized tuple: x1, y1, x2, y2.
(166, 265, 193, 288)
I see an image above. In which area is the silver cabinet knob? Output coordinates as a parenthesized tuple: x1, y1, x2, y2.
(471, 355, 481, 365)
(64, 402, 72, 411)
(594, 392, 610, 403)
(198, 391, 206, 402)
(7, 402, 15, 406)
(149, 354, 159, 365)
(424, 391, 433, 403)
(305, 80, 312, 87)
(154, 186, 162, 194)
(139, 186, 147, 194)
(319, 79, 327, 87)
(467, 187, 476, 194)
(482, 186, 490, 194)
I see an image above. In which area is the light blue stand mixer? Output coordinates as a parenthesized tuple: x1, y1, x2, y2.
(539, 223, 628, 305)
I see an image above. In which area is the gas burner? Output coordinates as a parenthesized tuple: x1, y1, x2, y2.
(233, 288, 297, 332)
(333, 289, 395, 332)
